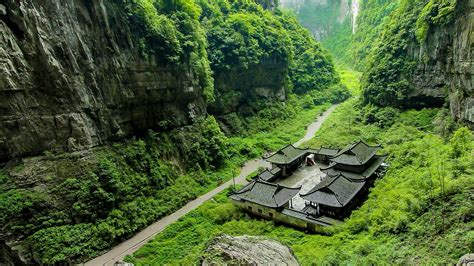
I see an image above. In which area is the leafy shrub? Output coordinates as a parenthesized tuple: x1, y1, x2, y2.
(415, 0, 457, 42)
(324, 83, 351, 104)
(362, 105, 401, 128)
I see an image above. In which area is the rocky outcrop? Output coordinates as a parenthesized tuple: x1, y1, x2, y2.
(0, 0, 207, 162)
(202, 234, 299, 265)
(407, 0, 473, 125)
(457, 253, 474, 266)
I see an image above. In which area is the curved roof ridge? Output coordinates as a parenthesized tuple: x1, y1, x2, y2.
(337, 172, 355, 182)
(300, 174, 341, 197)
(271, 193, 278, 206)
(255, 178, 300, 191)
(320, 163, 336, 171)
(262, 144, 291, 160)
(232, 179, 258, 195)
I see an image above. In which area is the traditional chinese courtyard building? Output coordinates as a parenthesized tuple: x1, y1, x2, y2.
(230, 179, 300, 213)
(230, 179, 336, 231)
(302, 141, 387, 219)
(264, 144, 309, 176)
(257, 167, 282, 182)
(313, 147, 339, 164)
(300, 173, 367, 218)
(231, 141, 388, 231)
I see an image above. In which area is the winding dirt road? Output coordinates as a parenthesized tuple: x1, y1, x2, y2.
(83, 104, 338, 266)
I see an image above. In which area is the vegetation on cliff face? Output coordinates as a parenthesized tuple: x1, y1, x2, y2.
(1, 117, 232, 263)
(349, 0, 399, 70)
(415, 0, 457, 43)
(361, 0, 459, 107)
(199, 0, 340, 106)
(279, 11, 339, 95)
(361, 0, 422, 106)
(119, 0, 215, 101)
(202, 1, 291, 71)
(280, 0, 355, 67)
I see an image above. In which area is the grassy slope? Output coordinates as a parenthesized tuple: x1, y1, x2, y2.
(126, 68, 473, 265)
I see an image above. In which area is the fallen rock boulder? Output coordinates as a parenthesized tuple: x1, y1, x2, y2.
(202, 234, 299, 265)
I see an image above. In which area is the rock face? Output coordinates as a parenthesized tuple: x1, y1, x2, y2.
(457, 253, 474, 265)
(279, 0, 359, 40)
(407, 0, 473, 125)
(210, 59, 287, 116)
(202, 234, 299, 265)
(0, 0, 207, 162)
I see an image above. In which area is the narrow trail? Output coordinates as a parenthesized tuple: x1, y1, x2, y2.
(83, 104, 338, 266)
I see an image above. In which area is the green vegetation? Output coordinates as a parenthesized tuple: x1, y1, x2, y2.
(321, 19, 353, 65)
(361, 0, 425, 106)
(281, 0, 400, 70)
(0, 85, 335, 264)
(348, 0, 399, 70)
(281, 0, 355, 67)
(202, 1, 291, 71)
(228, 98, 330, 158)
(360, 0, 460, 107)
(127, 98, 473, 265)
(415, 0, 457, 42)
(279, 11, 339, 94)
(1, 117, 233, 264)
(200, 0, 339, 94)
(118, 0, 215, 101)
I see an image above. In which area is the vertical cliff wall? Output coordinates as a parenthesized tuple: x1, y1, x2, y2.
(361, 0, 473, 126)
(408, 0, 473, 124)
(0, 0, 208, 162)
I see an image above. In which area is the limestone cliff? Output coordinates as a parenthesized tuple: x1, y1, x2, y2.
(209, 59, 287, 116)
(0, 0, 207, 162)
(362, 0, 473, 126)
(408, 0, 473, 124)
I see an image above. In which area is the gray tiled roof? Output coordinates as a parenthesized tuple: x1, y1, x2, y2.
(270, 167, 282, 175)
(300, 174, 365, 207)
(331, 140, 381, 166)
(258, 170, 275, 181)
(230, 179, 301, 208)
(257, 167, 281, 181)
(265, 144, 308, 165)
(323, 155, 387, 181)
(321, 155, 387, 181)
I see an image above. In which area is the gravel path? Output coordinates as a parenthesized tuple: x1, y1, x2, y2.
(83, 104, 338, 266)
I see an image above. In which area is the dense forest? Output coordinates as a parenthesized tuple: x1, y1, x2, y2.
(0, 0, 472, 265)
